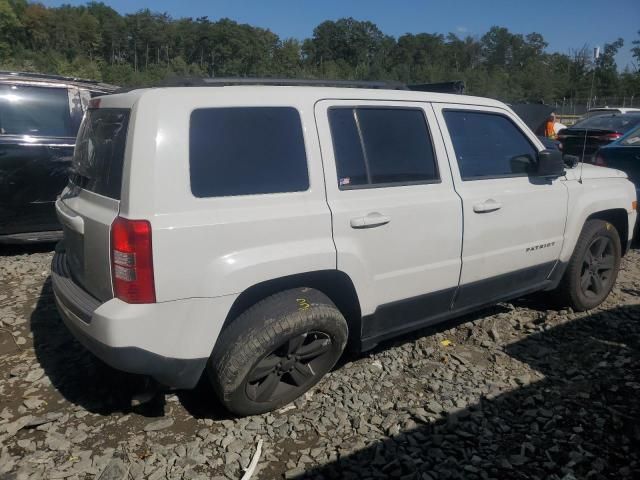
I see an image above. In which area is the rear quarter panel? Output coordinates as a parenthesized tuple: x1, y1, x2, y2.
(124, 89, 336, 302)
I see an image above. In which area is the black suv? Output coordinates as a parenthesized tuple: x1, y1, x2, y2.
(0, 72, 117, 243)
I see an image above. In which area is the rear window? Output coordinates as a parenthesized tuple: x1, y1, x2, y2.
(189, 107, 309, 197)
(71, 108, 130, 199)
(573, 114, 640, 133)
(0, 84, 74, 137)
(621, 126, 640, 146)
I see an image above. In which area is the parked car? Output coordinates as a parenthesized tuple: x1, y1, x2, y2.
(0, 71, 117, 243)
(557, 112, 640, 162)
(594, 124, 640, 234)
(583, 107, 640, 119)
(51, 79, 637, 416)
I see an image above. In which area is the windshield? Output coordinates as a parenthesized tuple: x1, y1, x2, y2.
(71, 108, 130, 199)
(572, 114, 640, 133)
(0, 84, 74, 137)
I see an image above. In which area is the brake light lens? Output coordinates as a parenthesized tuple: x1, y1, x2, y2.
(599, 132, 622, 141)
(594, 154, 607, 166)
(88, 98, 101, 109)
(111, 217, 156, 303)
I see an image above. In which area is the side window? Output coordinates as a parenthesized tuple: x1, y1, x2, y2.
(0, 84, 73, 137)
(443, 110, 538, 180)
(328, 107, 439, 189)
(189, 107, 309, 197)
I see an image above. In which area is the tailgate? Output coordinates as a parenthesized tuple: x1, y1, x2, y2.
(56, 108, 130, 301)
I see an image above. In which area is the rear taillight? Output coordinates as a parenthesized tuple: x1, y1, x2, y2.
(111, 217, 156, 303)
(89, 98, 101, 109)
(599, 132, 622, 141)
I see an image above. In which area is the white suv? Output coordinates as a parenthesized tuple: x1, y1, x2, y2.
(52, 80, 638, 415)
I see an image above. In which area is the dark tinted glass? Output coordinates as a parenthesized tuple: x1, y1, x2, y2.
(358, 109, 438, 185)
(328, 109, 368, 187)
(444, 111, 537, 180)
(621, 125, 640, 146)
(329, 107, 438, 189)
(573, 114, 640, 133)
(190, 107, 308, 197)
(0, 85, 74, 137)
(71, 108, 130, 199)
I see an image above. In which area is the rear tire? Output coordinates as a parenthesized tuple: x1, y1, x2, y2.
(555, 219, 621, 311)
(208, 287, 348, 416)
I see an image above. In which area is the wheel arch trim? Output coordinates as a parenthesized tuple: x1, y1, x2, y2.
(217, 269, 363, 346)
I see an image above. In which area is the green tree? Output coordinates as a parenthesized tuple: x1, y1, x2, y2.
(630, 30, 640, 72)
(595, 38, 624, 97)
(0, 0, 23, 58)
(0, 1, 636, 106)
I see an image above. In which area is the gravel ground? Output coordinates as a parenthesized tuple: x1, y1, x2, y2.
(0, 244, 639, 480)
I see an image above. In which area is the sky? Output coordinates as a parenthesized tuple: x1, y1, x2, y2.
(41, 0, 639, 70)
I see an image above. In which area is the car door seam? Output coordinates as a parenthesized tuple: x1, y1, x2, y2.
(429, 103, 465, 310)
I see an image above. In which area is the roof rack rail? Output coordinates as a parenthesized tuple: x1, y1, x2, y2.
(0, 71, 118, 91)
(115, 76, 466, 95)
(154, 77, 409, 90)
(408, 81, 465, 94)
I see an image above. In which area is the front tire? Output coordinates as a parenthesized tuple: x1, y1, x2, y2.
(555, 219, 621, 311)
(208, 288, 348, 416)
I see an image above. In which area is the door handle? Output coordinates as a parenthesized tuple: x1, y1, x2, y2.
(473, 199, 502, 213)
(350, 212, 391, 229)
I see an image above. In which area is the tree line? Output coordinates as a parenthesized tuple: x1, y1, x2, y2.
(1, 0, 639, 103)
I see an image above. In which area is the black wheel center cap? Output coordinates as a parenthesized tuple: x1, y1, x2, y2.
(280, 358, 296, 372)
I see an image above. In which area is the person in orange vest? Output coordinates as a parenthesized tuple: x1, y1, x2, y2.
(544, 113, 558, 139)
(544, 112, 567, 139)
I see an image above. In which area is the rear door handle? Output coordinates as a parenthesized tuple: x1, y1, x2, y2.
(473, 199, 502, 213)
(350, 212, 391, 229)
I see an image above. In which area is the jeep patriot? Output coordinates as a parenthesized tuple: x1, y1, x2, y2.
(52, 80, 638, 415)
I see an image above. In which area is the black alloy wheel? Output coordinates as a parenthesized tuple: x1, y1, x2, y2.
(554, 219, 621, 311)
(208, 287, 348, 416)
(245, 331, 334, 403)
(580, 235, 616, 298)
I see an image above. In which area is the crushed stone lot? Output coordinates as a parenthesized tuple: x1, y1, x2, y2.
(0, 245, 639, 480)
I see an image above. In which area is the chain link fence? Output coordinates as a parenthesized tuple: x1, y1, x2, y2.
(551, 97, 638, 125)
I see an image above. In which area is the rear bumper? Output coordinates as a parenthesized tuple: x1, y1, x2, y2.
(56, 298, 207, 389)
(51, 248, 236, 389)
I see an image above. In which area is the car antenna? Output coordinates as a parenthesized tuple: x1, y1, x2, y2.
(579, 46, 600, 184)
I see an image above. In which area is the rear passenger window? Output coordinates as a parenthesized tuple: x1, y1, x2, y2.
(0, 85, 73, 137)
(190, 107, 309, 197)
(328, 107, 439, 189)
(443, 110, 538, 180)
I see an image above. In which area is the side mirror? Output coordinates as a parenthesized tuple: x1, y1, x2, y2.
(536, 149, 565, 177)
(509, 154, 536, 175)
